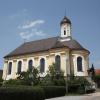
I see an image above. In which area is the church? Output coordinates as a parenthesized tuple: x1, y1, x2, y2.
(3, 16, 90, 80)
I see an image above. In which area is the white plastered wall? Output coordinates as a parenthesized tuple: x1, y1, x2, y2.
(6, 60, 13, 80)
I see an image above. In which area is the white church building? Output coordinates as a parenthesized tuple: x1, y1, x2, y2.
(3, 16, 90, 80)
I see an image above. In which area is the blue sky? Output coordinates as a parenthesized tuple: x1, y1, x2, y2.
(0, 0, 100, 69)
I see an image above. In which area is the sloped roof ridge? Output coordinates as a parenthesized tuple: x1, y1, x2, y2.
(25, 36, 59, 44)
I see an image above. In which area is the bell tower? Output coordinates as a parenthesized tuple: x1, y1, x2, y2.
(60, 16, 72, 41)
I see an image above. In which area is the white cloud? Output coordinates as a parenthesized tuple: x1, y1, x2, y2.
(18, 19, 47, 40)
(32, 29, 46, 36)
(19, 29, 47, 40)
(19, 32, 33, 40)
(20, 20, 45, 29)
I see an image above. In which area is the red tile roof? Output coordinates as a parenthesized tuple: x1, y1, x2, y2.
(95, 69, 100, 75)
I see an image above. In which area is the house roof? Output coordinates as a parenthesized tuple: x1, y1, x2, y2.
(95, 69, 100, 75)
(4, 36, 89, 58)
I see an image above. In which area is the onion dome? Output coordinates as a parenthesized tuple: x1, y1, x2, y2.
(60, 16, 71, 25)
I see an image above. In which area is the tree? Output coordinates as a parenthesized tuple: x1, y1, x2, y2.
(17, 67, 40, 85)
(47, 63, 65, 86)
(90, 64, 95, 80)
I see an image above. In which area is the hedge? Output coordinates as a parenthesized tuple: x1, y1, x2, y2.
(0, 86, 66, 100)
(0, 86, 45, 100)
(42, 86, 66, 99)
(68, 84, 85, 94)
(94, 75, 100, 88)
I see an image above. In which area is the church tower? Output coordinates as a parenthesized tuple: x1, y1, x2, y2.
(60, 16, 72, 41)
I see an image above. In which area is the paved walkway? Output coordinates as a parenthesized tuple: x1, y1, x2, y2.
(46, 92, 100, 100)
(46, 96, 87, 100)
(85, 92, 100, 96)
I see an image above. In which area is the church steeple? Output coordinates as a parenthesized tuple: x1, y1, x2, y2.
(60, 16, 72, 41)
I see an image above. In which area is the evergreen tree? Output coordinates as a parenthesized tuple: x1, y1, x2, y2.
(90, 64, 95, 80)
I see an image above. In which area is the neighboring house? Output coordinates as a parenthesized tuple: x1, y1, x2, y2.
(3, 16, 90, 80)
(95, 69, 100, 75)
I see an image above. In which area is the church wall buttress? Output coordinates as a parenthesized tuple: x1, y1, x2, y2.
(2, 60, 8, 80)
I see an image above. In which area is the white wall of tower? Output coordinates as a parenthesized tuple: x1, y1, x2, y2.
(60, 23, 71, 38)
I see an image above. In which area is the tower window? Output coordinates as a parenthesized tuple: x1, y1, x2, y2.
(64, 30, 66, 35)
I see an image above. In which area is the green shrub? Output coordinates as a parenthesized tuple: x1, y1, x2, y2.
(0, 86, 45, 100)
(53, 79, 66, 86)
(40, 79, 55, 86)
(2, 79, 26, 86)
(17, 67, 40, 86)
(67, 76, 90, 94)
(68, 84, 79, 93)
(0, 78, 3, 87)
(40, 76, 65, 86)
(94, 75, 100, 88)
(68, 84, 85, 94)
(68, 76, 90, 85)
(78, 85, 85, 94)
(40, 63, 66, 86)
(42, 86, 66, 99)
(0, 86, 66, 100)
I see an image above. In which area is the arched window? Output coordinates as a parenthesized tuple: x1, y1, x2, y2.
(8, 62, 12, 75)
(77, 57, 82, 72)
(40, 58, 45, 73)
(28, 60, 33, 71)
(64, 30, 66, 35)
(17, 61, 22, 74)
(55, 55, 61, 72)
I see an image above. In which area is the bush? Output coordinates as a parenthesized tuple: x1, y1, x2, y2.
(0, 78, 3, 87)
(3, 67, 40, 86)
(0, 86, 66, 100)
(42, 86, 66, 99)
(53, 79, 66, 86)
(67, 76, 92, 94)
(40, 76, 65, 86)
(0, 86, 45, 100)
(17, 67, 40, 86)
(68, 76, 90, 85)
(2, 79, 27, 86)
(68, 84, 85, 94)
(39, 75, 55, 86)
(78, 85, 85, 94)
(41, 63, 66, 86)
(94, 75, 100, 88)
